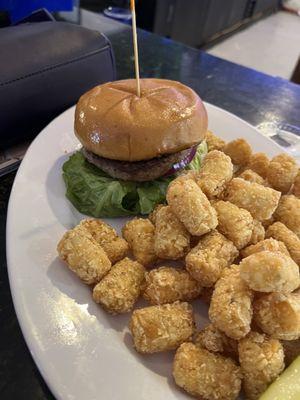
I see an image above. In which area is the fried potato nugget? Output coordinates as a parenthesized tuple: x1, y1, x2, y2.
(240, 251, 299, 293)
(148, 204, 164, 225)
(186, 231, 238, 287)
(57, 226, 111, 284)
(223, 138, 252, 165)
(78, 219, 128, 264)
(292, 169, 300, 197)
(209, 266, 253, 339)
(253, 292, 300, 340)
(122, 218, 156, 266)
(247, 152, 270, 178)
(241, 238, 289, 258)
(267, 153, 298, 193)
(274, 195, 300, 237)
(213, 200, 253, 249)
(130, 302, 194, 354)
(205, 130, 225, 152)
(266, 222, 300, 265)
(262, 216, 275, 230)
(166, 178, 218, 236)
(154, 206, 190, 260)
(239, 169, 265, 185)
(238, 332, 285, 400)
(142, 266, 202, 305)
(225, 178, 281, 221)
(173, 342, 242, 400)
(93, 258, 145, 314)
(249, 220, 265, 245)
(173, 170, 197, 183)
(195, 323, 238, 360)
(281, 339, 300, 366)
(195, 150, 233, 198)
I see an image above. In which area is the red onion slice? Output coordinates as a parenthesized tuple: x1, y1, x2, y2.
(164, 146, 197, 177)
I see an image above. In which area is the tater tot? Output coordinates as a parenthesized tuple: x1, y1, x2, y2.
(239, 169, 265, 185)
(154, 206, 190, 260)
(209, 265, 253, 339)
(223, 138, 252, 165)
(267, 153, 298, 193)
(225, 178, 281, 221)
(213, 200, 253, 249)
(130, 302, 194, 353)
(173, 342, 242, 400)
(247, 152, 270, 178)
(142, 266, 201, 305)
(238, 332, 285, 400)
(266, 222, 300, 265)
(57, 226, 111, 284)
(205, 130, 225, 152)
(93, 258, 145, 314)
(240, 251, 299, 293)
(78, 219, 128, 264)
(195, 324, 238, 360)
(166, 178, 218, 236)
(174, 170, 197, 183)
(292, 169, 300, 197)
(122, 218, 156, 266)
(241, 237, 289, 258)
(253, 292, 300, 340)
(148, 204, 164, 225)
(262, 216, 275, 229)
(195, 150, 233, 198)
(281, 339, 300, 366)
(186, 231, 238, 287)
(274, 195, 300, 237)
(249, 220, 265, 245)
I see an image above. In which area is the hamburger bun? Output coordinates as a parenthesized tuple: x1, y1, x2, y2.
(75, 78, 207, 162)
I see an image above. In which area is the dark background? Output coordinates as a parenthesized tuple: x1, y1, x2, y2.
(0, 1, 281, 48)
(82, 0, 280, 48)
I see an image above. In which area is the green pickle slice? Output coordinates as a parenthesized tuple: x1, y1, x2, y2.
(259, 356, 300, 400)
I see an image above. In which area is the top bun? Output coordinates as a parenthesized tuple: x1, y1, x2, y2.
(74, 78, 207, 161)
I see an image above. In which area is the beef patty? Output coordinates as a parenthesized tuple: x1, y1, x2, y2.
(82, 147, 195, 182)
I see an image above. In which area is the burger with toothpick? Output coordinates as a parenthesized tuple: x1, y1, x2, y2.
(62, 2, 208, 217)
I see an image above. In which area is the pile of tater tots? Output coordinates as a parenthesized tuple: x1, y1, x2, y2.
(58, 130, 300, 400)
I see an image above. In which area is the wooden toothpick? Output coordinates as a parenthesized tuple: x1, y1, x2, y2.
(130, 0, 141, 97)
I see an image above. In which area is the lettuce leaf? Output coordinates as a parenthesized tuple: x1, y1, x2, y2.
(187, 141, 208, 170)
(62, 143, 207, 218)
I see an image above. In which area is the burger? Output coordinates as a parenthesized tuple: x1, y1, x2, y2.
(63, 78, 208, 217)
(74, 78, 207, 182)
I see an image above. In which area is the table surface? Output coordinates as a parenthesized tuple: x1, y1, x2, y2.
(1, 10, 300, 400)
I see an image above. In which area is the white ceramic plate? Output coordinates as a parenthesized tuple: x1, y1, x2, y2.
(7, 104, 283, 400)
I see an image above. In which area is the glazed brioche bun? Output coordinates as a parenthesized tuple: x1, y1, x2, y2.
(74, 78, 207, 162)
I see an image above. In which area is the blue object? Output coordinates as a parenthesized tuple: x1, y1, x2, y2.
(103, 7, 132, 24)
(14, 8, 55, 24)
(0, 0, 73, 23)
